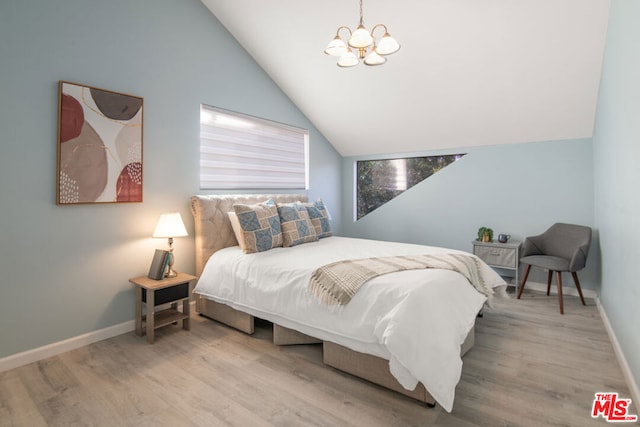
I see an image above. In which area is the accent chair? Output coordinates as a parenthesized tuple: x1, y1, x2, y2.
(517, 223, 592, 314)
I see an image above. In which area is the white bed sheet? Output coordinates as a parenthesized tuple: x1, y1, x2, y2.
(194, 236, 506, 412)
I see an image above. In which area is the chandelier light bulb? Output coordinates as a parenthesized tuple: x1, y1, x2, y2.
(364, 49, 386, 66)
(337, 49, 359, 67)
(324, 36, 348, 56)
(349, 25, 374, 49)
(376, 32, 401, 55)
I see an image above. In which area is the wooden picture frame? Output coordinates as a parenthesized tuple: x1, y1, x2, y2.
(57, 81, 143, 204)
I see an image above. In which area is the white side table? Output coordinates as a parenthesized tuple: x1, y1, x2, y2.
(472, 240, 522, 292)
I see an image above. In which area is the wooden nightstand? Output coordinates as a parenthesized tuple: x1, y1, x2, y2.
(129, 272, 198, 343)
(472, 240, 522, 292)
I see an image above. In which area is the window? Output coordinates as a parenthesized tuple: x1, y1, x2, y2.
(199, 105, 309, 189)
(356, 154, 465, 220)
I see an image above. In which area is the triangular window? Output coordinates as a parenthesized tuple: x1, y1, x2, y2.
(356, 154, 465, 220)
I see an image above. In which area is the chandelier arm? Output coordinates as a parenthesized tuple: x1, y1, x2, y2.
(335, 25, 352, 38)
(370, 24, 389, 37)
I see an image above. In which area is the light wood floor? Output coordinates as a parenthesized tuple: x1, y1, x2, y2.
(1, 290, 636, 427)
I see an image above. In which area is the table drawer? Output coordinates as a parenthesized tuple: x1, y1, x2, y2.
(473, 245, 517, 268)
(142, 282, 189, 306)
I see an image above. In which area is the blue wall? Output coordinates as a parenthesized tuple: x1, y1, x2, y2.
(0, 0, 637, 398)
(0, 0, 341, 358)
(593, 0, 640, 395)
(341, 139, 598, 289)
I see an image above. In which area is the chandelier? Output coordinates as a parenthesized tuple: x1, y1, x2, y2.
(324, 0, 401, 67)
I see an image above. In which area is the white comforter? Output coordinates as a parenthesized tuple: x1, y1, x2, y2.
(194, 236, 506, 412)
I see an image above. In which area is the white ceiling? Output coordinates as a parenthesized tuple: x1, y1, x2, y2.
(201, 0, 611, 157)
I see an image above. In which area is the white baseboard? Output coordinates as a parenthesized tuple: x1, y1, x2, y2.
(0, 320, 135, 373)
(517, 280, 598, 300)
(513, 282, 638, 406)
(3, 298, 636, 410)
(0, 301, 198, 373)
(596, 297, 640, 408)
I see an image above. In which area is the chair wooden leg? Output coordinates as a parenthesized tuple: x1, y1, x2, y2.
(546, 270, 553, 295)
(556, 271, 564, 314)
(517, 265, 531, 299)
(571, 272, 587, 306)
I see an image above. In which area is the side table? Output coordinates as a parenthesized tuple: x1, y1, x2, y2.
(472, 240, 522, 293)
(129, 272, 198, 344)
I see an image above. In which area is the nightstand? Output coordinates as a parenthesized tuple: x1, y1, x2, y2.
(472, 240, 522, 292)
(129, 272, 198, 343)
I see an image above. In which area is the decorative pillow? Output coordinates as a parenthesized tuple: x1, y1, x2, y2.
(277, 202, 318, 247)
(232, 200, 282, 253)
(227, 211, 247, 250)
(303, 199, 332, 239)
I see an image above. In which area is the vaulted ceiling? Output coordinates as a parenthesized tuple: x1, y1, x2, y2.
(201, 0, 611, 156)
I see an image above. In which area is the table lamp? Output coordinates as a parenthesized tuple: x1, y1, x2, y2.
(152, 212, 188, 278)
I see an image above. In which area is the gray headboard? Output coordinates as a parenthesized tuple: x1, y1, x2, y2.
(190, 194, 307, 276)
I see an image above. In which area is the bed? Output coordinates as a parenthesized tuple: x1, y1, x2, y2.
(190, 194, 506, 412)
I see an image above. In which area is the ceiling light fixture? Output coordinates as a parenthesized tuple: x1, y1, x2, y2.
(324, 0, 400, 68)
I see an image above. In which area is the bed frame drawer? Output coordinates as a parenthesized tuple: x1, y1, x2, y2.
(323, 341, 434, 404)
(322, 326, 474, 406)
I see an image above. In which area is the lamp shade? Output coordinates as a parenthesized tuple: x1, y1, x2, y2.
(376, 33, 400, 55)
(349, 25, 373, 48)
(337, 50, 359, 67)
(324, 36, 348, 56)
(364, 49, 386, 66)
(152, 213, 188, 238)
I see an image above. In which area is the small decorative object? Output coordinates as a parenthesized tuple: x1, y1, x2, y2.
(57, 81, 143, 204)
(477, 226, 493, 242)
(147, 249, 170, 280)
(152, 213, 188, 278)
(498, 233, 511, 243)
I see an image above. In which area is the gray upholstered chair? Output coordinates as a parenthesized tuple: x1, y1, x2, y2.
(517, 223, 592, 314)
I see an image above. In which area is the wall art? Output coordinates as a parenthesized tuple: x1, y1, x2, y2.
(57, 81, 143, 204)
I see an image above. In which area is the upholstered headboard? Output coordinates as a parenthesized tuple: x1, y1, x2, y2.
(190, 194, 307, 276)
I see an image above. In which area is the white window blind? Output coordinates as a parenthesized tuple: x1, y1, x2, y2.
(200, 105, 309, 190)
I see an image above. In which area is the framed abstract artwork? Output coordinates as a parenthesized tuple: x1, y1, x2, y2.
(57, 81, 143, 204)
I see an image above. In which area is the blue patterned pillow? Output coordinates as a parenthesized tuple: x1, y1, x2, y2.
(277, 202, 318, 247)
(233, 199, 282, 253)
(303, 199, 332, 239)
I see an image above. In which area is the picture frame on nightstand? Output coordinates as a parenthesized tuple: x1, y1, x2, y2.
(147, 249, 169, 280)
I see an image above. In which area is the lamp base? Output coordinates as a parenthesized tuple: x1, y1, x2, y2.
(164, 246, 177, 278)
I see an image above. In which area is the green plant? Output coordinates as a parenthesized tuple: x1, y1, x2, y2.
(477, 226, 493, 242)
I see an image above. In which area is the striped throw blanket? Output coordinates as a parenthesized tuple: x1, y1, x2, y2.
(309, 253, 493, 305)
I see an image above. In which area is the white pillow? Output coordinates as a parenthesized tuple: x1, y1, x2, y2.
(228, 211, 247, 250)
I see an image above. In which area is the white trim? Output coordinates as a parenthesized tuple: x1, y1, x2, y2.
(596, 297, 640, 408)
(516, 283, 638, 405)
(0, 320, 134, 373)
(520, 280, 597, 300)
(2, 299, 637, 411)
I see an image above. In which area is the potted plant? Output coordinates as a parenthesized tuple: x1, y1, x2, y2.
(477, 226, 493, 242)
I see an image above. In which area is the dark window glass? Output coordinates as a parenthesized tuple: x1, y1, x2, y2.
(356, 154, 465, 220)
